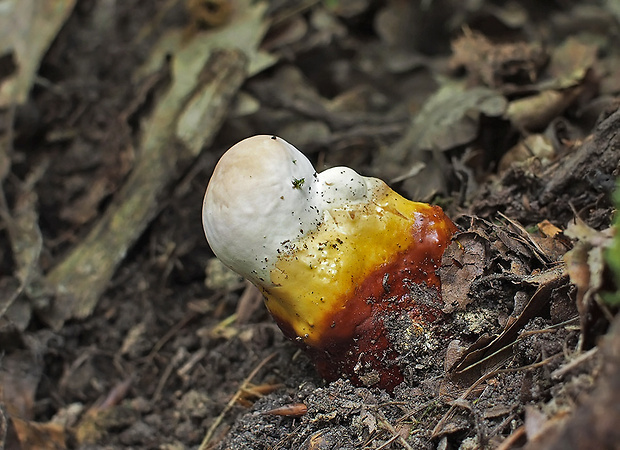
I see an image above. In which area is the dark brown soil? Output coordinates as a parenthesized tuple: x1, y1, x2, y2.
(1, 1, 619, 449)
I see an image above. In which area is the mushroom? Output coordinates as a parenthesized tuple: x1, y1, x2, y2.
(203, 135, 457, 390)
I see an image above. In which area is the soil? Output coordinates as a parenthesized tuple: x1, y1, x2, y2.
(1, 1, 619, 449)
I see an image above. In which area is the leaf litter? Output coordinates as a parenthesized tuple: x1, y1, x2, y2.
(0, 1, 619, 449)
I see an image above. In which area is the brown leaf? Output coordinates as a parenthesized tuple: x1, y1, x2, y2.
(235, 281, 264, 325)
(449, 268, 568, 383)
(451, 29, 547, 88)
(74, 404, 138, 446)
(262, 403, 308, 418)
(563, 218, 615, 346)
(498, 134, 555, 172)
(58, 176, 110, 225)
(543, 37, 598, 90)
(441, 232, 487, 313)
(10, 418, 66, 450)
(537, 220, 562, 238)
(0, 351, 55, 449)
(506, 86, 583, 131)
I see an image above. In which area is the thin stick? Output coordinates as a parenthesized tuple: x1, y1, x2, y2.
(495, 425, 526, 450)
(551, 347, 598, 380)
(432, 353, 561, 438)
(146, 311, 198, 362)
(376, 409, 415, 450)
(199, 352, 277, 450)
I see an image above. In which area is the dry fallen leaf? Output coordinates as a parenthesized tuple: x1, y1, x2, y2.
(407, 82, 508, 152)
(0, 0, 76, 106)
(538, 220, 563, 238)
(440, 232, 487, 314)
(449, 270, 568, 381)
(498, 134, 555, 172)
(563, 217, 615, 346)
(450, 29, 547, 88)
(0, 351, 63, 449)
(380, 82, 507, 199)
(506, 87, 583, 131)
(186, 0, 233, 29)
(10, 418, 66, 450)
(542, 37, 598, 90)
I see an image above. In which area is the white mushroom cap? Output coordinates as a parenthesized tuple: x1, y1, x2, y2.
(202, 135, 372, 285)
(317, 166, 370, 206)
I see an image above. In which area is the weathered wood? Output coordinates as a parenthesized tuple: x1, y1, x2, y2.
(44, 49, 247, 330)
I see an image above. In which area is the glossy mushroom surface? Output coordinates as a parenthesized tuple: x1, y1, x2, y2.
(203, 135, 457, 390)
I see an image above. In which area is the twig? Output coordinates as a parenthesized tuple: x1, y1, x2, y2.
(177, 348, 208, 379)
(199, 352, 277, 450)
(152, 347, 188, 402)
(376, 410, 415, 450)
(551, 347, 598, 380)
(145, 311, 198, 362)
(432, 352, 562, 439)
(375, 434, 400, 450)
(495, 425, 526, 450)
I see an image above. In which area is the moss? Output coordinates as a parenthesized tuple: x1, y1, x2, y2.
(604, 180, 620, 306)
